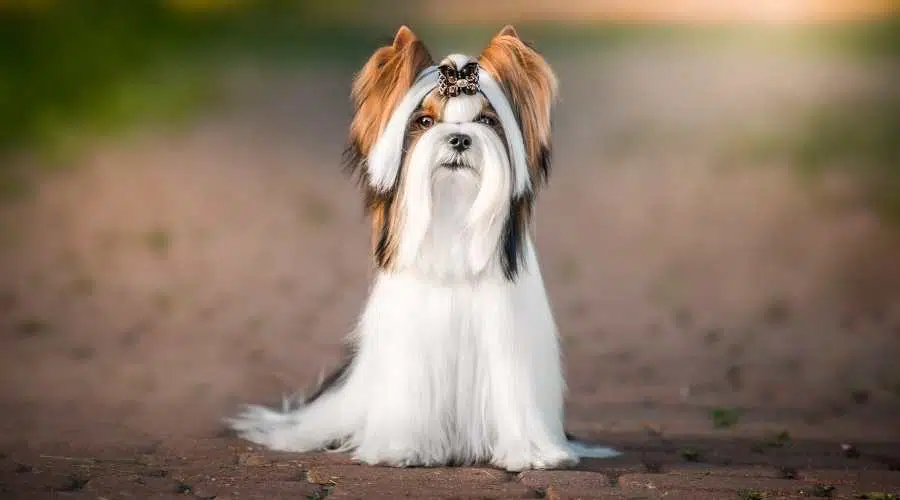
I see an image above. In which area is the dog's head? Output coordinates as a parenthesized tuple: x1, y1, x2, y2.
(344, 26, 558, 280)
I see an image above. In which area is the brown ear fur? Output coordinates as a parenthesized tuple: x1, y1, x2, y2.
(479, 26, 558, 187)
(345, 25, 434, 178)
(497, 24, 520, 39)
(345, 26, 433, 269)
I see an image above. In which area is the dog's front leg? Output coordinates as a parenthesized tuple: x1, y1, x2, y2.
(476, 272, 579, 472)
(349, 274, 455, 467)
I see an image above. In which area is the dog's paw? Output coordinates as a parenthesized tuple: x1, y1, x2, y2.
(491, 445, 579, 472)
(353, 443, 445, 468)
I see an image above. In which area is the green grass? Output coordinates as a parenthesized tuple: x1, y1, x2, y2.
(680, 448, 702, 462)
(710, 406, 741, 429)
(737, 489, 766, 500)
(810, 484, 836, 497)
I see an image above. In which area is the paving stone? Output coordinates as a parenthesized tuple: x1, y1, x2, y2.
(306, 463, 510, 487)
(519, 470, 611, 488)
(665, 464, 789, 478)
(168, 468, 318, 499)
(0, 468, 91, 494)
(4, 436, 900, 499)
(545, 487, 727, 499)
(800, 469, 900, 486)
(174, 461, 306, 483)
(258, 449, 357, 466)
(619, 472, 809, 495)
(575, 453, 684, 477)
(157, 438, 353, 465)
(156, 437, 246, 459)
(0, 471, 193, 500)
(235, 451, 271, 466)
(798, 469, 900, 497)
(762, 455, 887, 471)
(545, 485, 623, 499)
(305, 464, 535, 498)
(83, 472, 177, 496)
(186, 480, 323, 500)
(326, 481, 538, 499)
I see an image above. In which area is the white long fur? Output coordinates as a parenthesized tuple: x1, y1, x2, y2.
(226, 53, 619, 471)
(367, 67, 440, 191)
(393, 94, 511, 279)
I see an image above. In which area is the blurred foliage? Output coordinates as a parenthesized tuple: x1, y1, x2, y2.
(794, 95, 900, 224)
(792, 96, 899, 174)
(733, 92, 900, 225)
(0, 0, 387, 160)
(816, 15, 900, 59)
(0, 0, 897, 212)
(458, 15, 900, 60)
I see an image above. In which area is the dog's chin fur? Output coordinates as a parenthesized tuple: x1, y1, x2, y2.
(225, 26, 620, 471)
(393, 114, 514, 282)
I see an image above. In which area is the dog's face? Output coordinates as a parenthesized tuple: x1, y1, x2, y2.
(406, 90, 503, 176)
(344, 26, 558, 280)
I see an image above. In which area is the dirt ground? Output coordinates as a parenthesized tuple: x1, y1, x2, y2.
(0, 38, 898, 497)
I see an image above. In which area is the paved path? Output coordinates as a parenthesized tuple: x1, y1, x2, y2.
(2, 434, 899, 499)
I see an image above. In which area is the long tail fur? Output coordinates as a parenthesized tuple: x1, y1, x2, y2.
(225, 360, 620, 460)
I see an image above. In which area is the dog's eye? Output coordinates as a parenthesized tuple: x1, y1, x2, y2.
(476, 115, 497, 127)
(417, 115, 435, 128)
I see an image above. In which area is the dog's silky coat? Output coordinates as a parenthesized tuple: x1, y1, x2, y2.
(226, 25, 619, 471)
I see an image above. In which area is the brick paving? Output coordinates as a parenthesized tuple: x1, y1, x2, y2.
(2, 434, 898, 499)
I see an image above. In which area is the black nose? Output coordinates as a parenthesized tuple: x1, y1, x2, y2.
(448, 133, 472, 152)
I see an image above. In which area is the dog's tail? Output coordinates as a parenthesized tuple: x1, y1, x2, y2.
(565, 432, 622, 459)
(224, 357, 358, 453)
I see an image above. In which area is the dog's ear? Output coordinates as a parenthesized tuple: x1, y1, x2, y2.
(479, 25, 558, 187)
(346, 25, 433, 173)
(496, 24, 520, 39)
(392, 25, 418, 50)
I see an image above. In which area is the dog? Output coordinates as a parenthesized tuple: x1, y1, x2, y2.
(226, 25, 619, 471)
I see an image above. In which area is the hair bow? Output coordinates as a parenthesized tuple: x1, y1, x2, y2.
(438, 62, 479, 98)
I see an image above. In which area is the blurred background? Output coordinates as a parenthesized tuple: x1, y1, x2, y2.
(0, 0, 898, 450)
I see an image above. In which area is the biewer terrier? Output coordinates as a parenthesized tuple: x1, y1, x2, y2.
(227, 25, 619, 471)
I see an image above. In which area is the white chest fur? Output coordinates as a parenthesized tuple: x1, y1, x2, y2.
(400, 168, 487, 282)
(345, 241, 570, 468)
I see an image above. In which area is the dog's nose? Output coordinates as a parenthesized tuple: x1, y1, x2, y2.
(447, 133, 472, 152)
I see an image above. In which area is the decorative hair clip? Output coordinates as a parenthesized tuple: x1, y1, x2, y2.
(438, 62, 479, 98)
